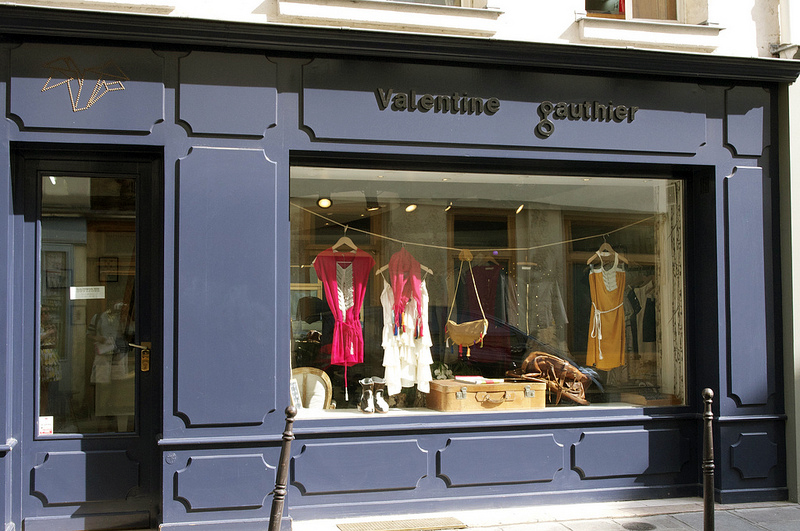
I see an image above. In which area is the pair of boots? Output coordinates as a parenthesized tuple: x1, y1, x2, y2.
(358, 377, 389, 413)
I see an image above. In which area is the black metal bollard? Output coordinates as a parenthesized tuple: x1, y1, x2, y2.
(269, 405, 297, 531)
(702, 388, 715, 531)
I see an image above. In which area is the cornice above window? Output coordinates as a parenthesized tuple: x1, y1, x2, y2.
(577, 15, 722, 53)
(276, 0, 501, 37)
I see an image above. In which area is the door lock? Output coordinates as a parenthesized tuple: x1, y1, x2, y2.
(128, 342, 152, 372)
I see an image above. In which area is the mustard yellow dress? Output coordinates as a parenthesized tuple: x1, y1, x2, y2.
(587, 253, 626, 371)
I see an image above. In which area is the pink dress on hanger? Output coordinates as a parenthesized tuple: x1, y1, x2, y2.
(313, 248, 375, 373)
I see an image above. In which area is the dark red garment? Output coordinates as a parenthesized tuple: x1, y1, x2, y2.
(459, 264, 512, 366)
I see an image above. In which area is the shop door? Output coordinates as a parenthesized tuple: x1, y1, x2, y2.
(16, 150, 162, 531)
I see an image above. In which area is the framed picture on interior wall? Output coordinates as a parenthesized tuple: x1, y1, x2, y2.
(72, 305, 86, 326)
(99, 256, 119, 282)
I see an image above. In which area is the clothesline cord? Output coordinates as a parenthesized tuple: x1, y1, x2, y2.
(290, 202, 655, 255)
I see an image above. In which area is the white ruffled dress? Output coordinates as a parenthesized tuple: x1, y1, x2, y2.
(380, 279, 433, 396)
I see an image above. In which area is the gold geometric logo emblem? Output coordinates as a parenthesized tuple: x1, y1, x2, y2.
(41, 57, 129, 112)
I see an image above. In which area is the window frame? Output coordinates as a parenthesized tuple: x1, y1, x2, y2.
(586, 0, 680, 23)
(288, 155, 695, 419)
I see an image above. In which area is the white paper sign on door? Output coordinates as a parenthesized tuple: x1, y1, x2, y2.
(39, 416, 54, 436)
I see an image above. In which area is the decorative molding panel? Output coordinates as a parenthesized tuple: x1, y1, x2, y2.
(438, 434, 563, 487)
(176, 147, 278, 427)
(10, 43, 164, 131)
(302, 58, 706, 153)
(293, 440, 427, 494)
(731, 432, 778, 479)
(179, 51, 277, 136)
(32, 451, 139, 505)
(725, 87, 769, 157)
(573, 429, 687, 479)
(725, 167, 769, 406)
(175, 454, 273, 511)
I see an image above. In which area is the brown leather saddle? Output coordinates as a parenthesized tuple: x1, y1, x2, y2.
(506, 351, 591, 405)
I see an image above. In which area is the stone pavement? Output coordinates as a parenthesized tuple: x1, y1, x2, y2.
(291, 498, 800, 531)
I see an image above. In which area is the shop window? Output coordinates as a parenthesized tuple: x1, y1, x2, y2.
(290, 167, 686, 416)
(586, 0, 677, 21)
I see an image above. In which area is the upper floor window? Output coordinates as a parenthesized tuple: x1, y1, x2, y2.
(586, 0, 677, 22)
(390, 0, 487, 6)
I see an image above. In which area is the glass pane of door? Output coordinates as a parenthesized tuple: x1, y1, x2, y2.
(39, 174, 137, 434)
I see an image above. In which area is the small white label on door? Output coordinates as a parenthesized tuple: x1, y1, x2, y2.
(69, 286, 106, 300)
(39, 416, 54, 436)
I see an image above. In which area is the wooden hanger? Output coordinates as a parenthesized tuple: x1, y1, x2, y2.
(587, 242, 628, 265)
(375, 263, 434, 277)
(376, 247, 433, 276)
(332, 235, 357, 252)
(474, 251, 500, 267)
(331, 226, 358, 253)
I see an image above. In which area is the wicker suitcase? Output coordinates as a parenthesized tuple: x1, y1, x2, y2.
(427, 379, 546, 412)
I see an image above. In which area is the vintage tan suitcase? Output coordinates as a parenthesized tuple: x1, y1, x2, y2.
(427, 379, 546, 412)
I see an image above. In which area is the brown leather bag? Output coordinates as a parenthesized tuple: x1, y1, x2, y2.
(506, 352, 591, 405)
(445, 252, 488, 357)
(446, 319, 488, 353)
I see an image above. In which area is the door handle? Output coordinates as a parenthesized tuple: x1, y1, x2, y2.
(129, 342, 152, 372)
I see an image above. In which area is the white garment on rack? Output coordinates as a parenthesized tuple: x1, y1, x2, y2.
(380, 279, 433, 396)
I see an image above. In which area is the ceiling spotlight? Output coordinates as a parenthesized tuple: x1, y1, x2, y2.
(516, 204, 524, 214)
(317, 196, 332, 209)
(405, 204, 417, 213)
(444, 201, 453, 212)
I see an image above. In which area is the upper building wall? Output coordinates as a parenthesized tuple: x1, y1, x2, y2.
(0, 0, 782, 57)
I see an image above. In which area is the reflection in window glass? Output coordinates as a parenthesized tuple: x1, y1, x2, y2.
(290, 167, 686, 415)
(40, 175, 137, 434)
(586, 0, 677, 20)
(586, 0, 623, 16)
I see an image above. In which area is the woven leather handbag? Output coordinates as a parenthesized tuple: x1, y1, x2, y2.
(445, 252, 488, 357)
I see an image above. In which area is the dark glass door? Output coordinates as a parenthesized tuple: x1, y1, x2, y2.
(16, 150, 162, 531)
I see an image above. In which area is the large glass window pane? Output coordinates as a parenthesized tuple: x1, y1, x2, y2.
(290, 167, 686, 416)
(40, 175, 137, 434)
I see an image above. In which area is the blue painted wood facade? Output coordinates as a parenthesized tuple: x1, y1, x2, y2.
(0, 7, 798, 529)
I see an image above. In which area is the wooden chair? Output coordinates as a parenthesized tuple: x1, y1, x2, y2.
(291, 367, 334, 409)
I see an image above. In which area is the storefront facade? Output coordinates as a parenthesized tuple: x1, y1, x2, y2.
(1, 6, 799, 530)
